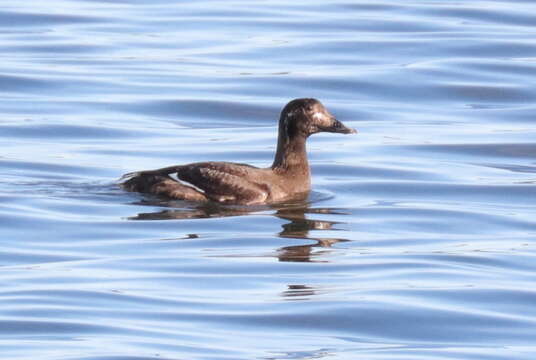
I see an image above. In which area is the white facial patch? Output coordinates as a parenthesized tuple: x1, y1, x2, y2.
(283, 110, 295, 129)
(312, 112, 325, 120)
(312, 111, 331, 126)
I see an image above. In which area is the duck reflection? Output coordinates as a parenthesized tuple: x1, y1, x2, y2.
(128, 197, 348, 263)
(281, 284, 316, 298)
(275, 207, 348, 262)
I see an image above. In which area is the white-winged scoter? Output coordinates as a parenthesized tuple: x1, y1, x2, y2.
(121, 98, 356, 205)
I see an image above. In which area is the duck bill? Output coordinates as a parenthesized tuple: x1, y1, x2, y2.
(322, 118, 357, 134)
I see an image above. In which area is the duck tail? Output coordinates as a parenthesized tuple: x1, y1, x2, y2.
(120, 172, 169, 193)
(119, 171, 141, 181)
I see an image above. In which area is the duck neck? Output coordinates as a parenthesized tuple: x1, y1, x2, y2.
(271, 133, 310, 177)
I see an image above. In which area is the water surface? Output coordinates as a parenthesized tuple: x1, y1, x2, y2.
(1, 1, 536, 359)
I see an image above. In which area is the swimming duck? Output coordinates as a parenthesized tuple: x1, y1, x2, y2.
(121, 98, 356, 205)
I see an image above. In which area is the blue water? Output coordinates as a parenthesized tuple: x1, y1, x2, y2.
(2, 0, 536, 359)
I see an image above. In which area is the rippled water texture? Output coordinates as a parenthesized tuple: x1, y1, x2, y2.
(2, 1, 536, 359)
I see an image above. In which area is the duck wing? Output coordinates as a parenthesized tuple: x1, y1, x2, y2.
(177, 162, 269, 204)
(121, 161, 253, 180)
(121, 161, 269, 204)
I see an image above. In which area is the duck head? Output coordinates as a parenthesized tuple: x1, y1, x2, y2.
(279, 98, 357, 139)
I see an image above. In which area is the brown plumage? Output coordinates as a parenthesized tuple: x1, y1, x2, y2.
(121, 98, 357, 205)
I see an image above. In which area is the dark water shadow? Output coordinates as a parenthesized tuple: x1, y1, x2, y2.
(127, 192, 349, 263)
